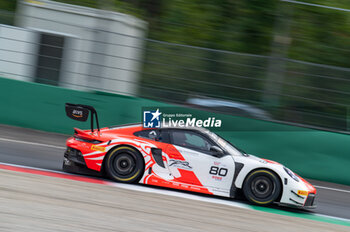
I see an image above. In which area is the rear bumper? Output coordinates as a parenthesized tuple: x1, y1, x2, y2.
(64, 147, 86, 165)
(63, 147, 101, 176)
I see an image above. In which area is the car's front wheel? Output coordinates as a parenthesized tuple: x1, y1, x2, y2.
(243, 169, 281, 205)
(105, 146, 144, 183)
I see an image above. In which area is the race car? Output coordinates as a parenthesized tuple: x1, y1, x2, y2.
(63, 103, 317, 208)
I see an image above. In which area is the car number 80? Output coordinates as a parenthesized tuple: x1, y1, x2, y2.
(209, 166, 228, 177)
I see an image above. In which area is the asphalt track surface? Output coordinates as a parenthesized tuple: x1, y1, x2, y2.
(1, 168, 349, 232)
(0, 124, 349, 221)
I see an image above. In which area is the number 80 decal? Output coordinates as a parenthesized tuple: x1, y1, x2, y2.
(209, 166, 228, 177)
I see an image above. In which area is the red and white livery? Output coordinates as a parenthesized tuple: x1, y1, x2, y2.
(63, 103, 316, 208)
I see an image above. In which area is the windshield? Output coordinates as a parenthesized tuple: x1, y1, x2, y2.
(205, 131, 247, 156)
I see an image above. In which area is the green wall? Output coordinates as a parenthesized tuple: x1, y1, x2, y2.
(0, 77, 168, 134)
(0, 77, 349, 185)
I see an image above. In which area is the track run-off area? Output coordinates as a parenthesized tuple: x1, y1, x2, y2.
(0, 125, 349, 231)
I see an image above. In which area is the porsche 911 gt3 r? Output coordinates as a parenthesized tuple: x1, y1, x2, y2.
(63, 103, 317, 208)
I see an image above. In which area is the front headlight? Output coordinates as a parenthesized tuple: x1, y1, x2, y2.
(283, 167, 299, 182)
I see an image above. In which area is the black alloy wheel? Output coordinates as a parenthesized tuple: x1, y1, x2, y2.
(243, 169, 281, 205)
(105, 146, 144, 183)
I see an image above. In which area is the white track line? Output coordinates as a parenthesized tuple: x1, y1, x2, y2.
(1, 136, 350, 194)
(0, 161, 349, 224)
(0, 161, 249, 209)
(314, 185, 350, 194)
(313, 213, 350, 223)
(109, 182, 250, 210)
(0, 137, 65, 150)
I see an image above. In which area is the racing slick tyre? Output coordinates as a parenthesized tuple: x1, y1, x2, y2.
(105, 146, 144, 183)
(243, 169, 281, 206)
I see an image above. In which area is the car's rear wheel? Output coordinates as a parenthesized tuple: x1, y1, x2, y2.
(105, 146, 144, 183)
(243, 169, 281, 205)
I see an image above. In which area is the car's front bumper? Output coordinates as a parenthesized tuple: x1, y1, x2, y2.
(279, 186, 317, 209)
(278, 193, 317, 209)
(304, 193, 316, 208)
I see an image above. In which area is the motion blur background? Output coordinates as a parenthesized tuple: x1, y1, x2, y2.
(1, 0, 350, 132)
(2, 3, 350, 221)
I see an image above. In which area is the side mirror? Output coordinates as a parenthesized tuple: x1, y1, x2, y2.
(210, 146, 224, 156)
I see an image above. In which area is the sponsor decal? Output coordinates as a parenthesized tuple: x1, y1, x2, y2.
(212, 176, 222, 181)
(169, 159, 192, 170)
(72, 109, 83, 118)
(297, 190, 308, 196)
(91, 145, 106, 152)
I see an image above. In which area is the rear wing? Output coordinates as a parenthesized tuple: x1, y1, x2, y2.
(65, 103, 100, 133)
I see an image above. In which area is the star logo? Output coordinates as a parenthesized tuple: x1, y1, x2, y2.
(150, 109, 161, 122)
(143, 109, 162, 128)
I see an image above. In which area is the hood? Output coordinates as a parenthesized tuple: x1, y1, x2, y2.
(245, 154, 282, 166)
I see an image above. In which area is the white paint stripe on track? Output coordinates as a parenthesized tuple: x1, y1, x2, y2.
(0, 161, 349, 225)
(0, 137, 65, 150)
(314, 185, 350, 194)
(0, 161, 249, 210)
(313, 213, 350, 223)
(109, 182, 251, 210)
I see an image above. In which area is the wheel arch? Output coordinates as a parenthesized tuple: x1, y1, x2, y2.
(242, 168, 284, 202)
(101, 144, 145, 176)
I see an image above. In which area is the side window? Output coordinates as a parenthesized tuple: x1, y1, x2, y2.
(171, 130, 213, 152)
(134, 129, 170, 143)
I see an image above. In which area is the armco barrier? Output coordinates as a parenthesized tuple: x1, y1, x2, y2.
(0, 77, 349, 185)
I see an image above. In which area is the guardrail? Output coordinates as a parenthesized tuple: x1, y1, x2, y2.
(0, 77, 349, 185)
